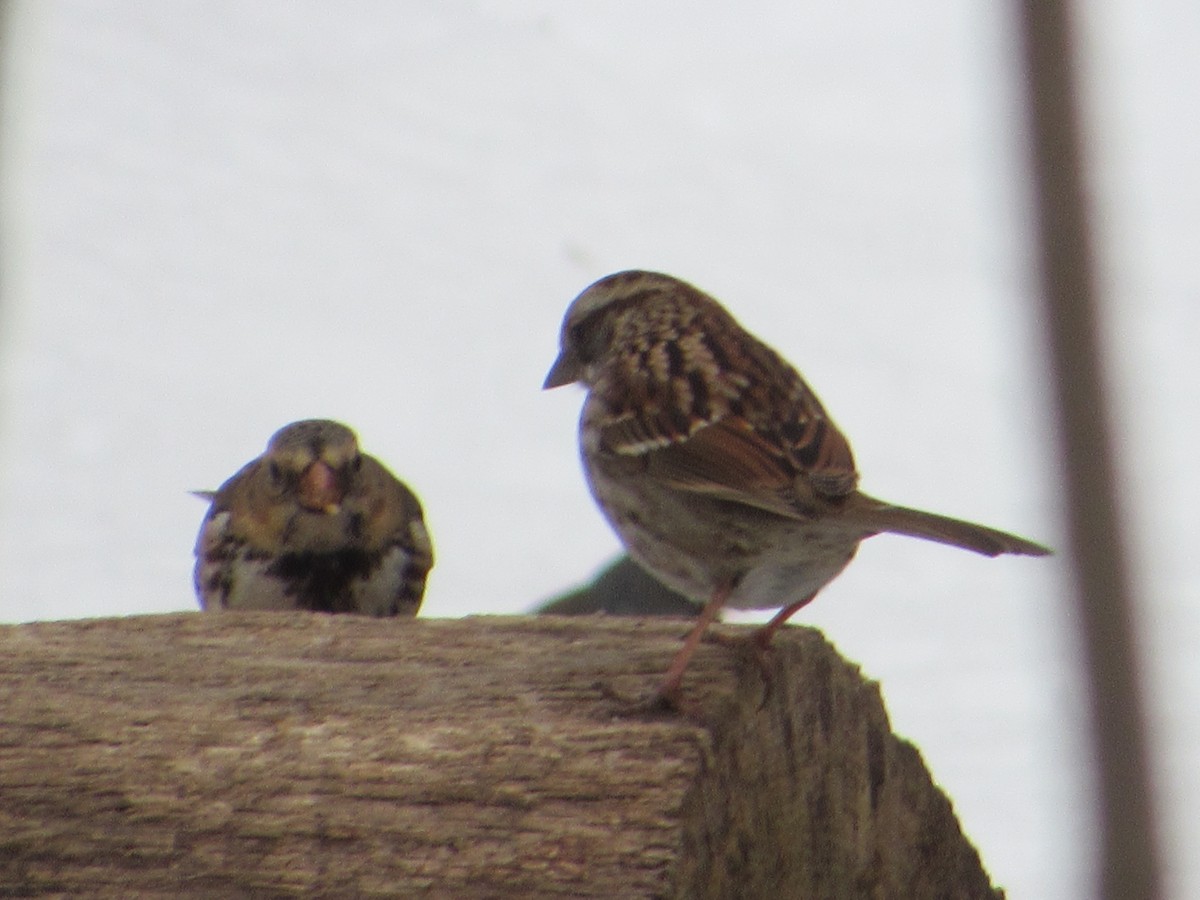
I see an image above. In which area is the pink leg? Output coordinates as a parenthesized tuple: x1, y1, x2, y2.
(655, 581, 733, 706)
(752, 593, 817, 649)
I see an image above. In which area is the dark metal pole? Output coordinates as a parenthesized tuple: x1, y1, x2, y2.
(1011, 2, 1162, 897)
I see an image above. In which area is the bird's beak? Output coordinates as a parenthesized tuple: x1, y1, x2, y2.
(297, 461, 343, 514)
(543, 348, 582, 389)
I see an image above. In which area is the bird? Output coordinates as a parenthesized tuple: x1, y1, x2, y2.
(543, 270, 1051, 708)
(194, 419, 433, 616)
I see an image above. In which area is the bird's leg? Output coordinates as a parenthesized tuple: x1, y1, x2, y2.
(654, 581, 733, 708)
(752, 593, 817, 649)
(695, 592, 816, 708)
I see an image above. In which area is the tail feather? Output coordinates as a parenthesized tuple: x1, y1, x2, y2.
(850, 495, 1052, 558)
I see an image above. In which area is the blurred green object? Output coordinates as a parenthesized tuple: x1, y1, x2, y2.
(536, 556, 701, 617)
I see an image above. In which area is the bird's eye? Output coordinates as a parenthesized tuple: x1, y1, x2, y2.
(350, 455, 363, 473)
(573, 318, 612, 365)
(268, 461, 284, 484)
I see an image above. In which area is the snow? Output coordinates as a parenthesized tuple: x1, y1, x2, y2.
(1, 2, 1196, 897)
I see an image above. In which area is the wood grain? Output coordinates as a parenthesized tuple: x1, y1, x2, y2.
(0, 613, 1000, 898)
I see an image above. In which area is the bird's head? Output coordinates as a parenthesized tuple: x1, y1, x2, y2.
(264, 419, 363, 514)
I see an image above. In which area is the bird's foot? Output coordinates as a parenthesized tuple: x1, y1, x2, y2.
(702, 627, 777, 708)
(595, 679, 692, 719)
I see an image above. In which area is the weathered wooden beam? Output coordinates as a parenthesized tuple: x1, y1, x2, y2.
(0, 613, 1000, 898)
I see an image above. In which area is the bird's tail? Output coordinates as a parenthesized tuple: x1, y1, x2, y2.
(850, 494, 1052, 557)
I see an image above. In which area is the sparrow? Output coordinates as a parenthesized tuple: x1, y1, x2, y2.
(544, 270, 1050, 707)
(194, 419, 433, 616)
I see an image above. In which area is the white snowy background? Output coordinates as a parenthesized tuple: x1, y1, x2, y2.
(1, 2, 1196, 897)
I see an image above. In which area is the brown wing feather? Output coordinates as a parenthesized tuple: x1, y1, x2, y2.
(645, 420, 806, 518)
(589, 286, 859, 516)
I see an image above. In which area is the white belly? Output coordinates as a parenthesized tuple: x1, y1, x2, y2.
(584, 458, 862, 611)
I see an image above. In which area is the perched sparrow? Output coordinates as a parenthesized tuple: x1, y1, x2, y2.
(544, 270, 1050, 707)
(194, 419, 433, 616)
